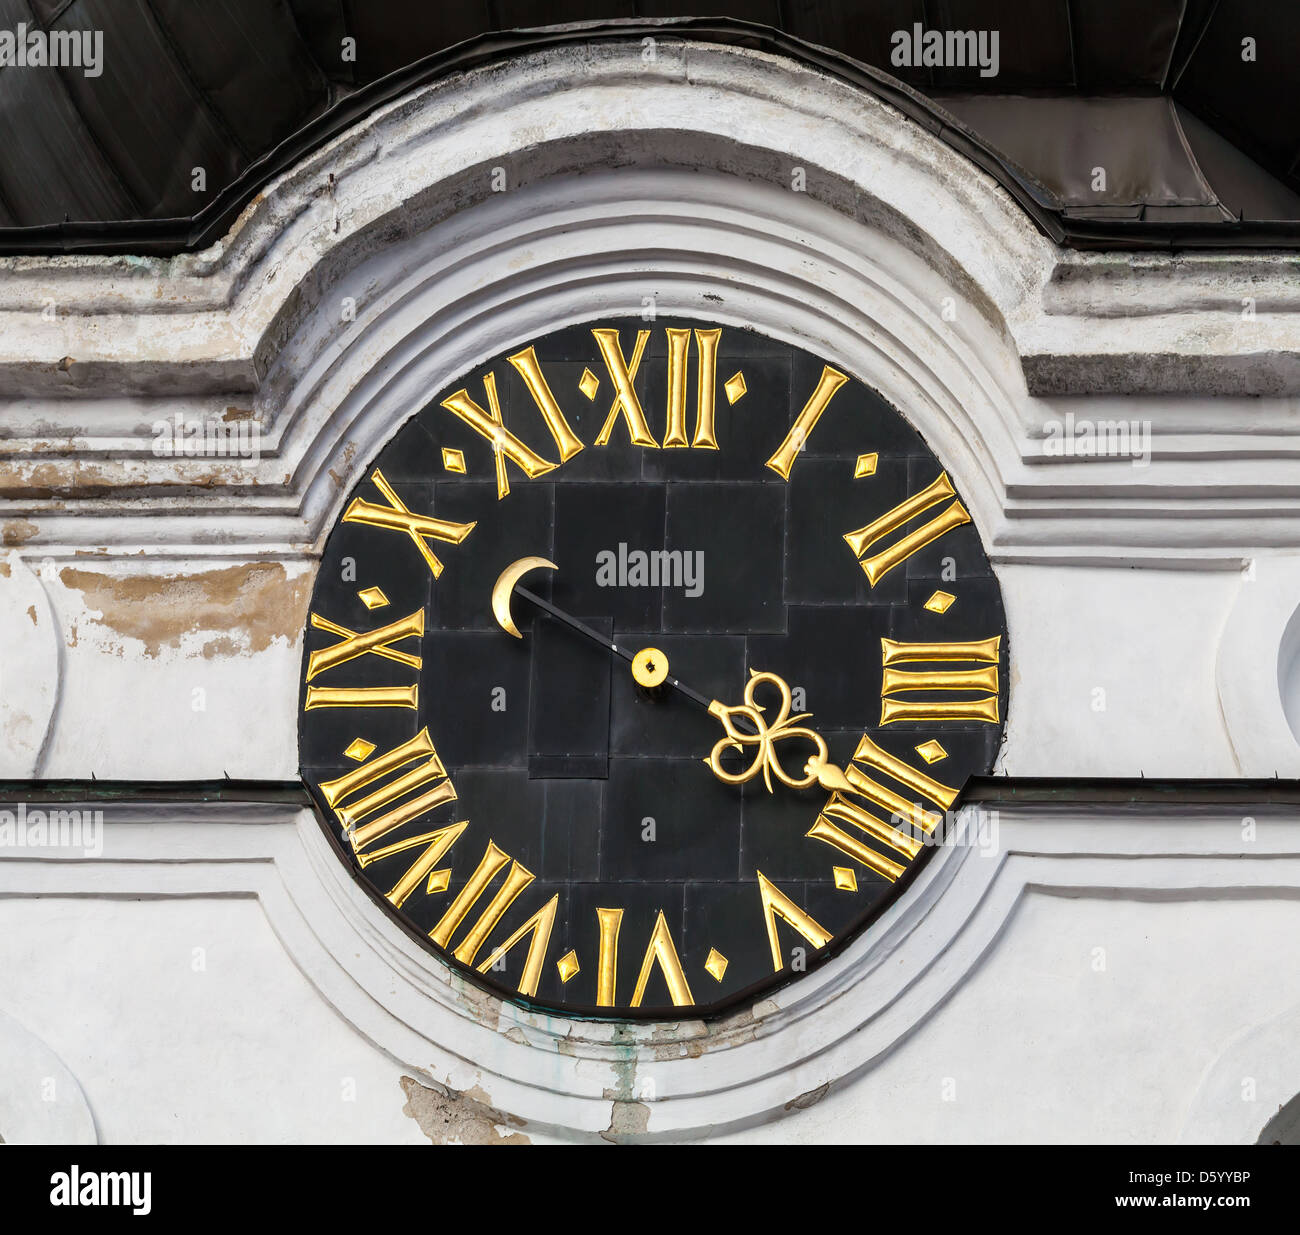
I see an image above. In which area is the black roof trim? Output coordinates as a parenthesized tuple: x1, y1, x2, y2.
(1, 17, 1296, 257)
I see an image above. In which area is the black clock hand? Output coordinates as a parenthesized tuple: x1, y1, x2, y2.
(490, 557, 713, 711)
(492, 559, 853, 792)
(490, 559, 858, 791)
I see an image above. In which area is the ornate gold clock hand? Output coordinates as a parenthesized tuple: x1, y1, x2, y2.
(705, 670, 848, 793)
(491, 558, 844, 794)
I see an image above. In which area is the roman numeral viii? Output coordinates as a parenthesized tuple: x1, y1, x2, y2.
(805, 734, 959, 882)
(316, 730, 557, 999)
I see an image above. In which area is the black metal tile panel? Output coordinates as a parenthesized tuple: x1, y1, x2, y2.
(147, 0, 330, 158)
(1174, 0, 1300, 192)
(0, 2, 1293, 247)
(50, 0, 245, 218)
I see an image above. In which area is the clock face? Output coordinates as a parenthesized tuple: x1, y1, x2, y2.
(298, 318, 1008, 1019)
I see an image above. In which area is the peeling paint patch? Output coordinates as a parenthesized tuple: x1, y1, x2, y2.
(784, 1081, 829, 1111)
(447, 971, 503, 1033)
(399, 1076, 529, 1145)
(26, 604, 36, 626)
(2, 520, 37, 547)
(707, 1002, 758, 1046)
(57, 562, 311, 658)
(601, 1100, 651, 1144)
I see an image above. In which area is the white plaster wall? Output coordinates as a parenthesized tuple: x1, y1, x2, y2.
(718, 893, 1300, 1144)
(998, 564, 1244, 777)
(0, 897, 424, 1145)
(1, 803, 1295, 1143)
(0, 41, 1297, 1144)
(2, 860, 1296, 1144)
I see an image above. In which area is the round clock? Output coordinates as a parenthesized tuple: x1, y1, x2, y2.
(299, 319, 1008, 1018)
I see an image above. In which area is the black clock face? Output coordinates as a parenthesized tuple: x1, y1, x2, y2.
(299, 318, 1008, 1019)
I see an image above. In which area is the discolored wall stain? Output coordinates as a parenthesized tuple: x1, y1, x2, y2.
(2, 520, 37, 546)
(58, 562, 312, 658)
(398, 1076, 529, 1146)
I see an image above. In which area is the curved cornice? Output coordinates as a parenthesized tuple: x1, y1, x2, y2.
(0, 42, 1297, 563)
(3, 798, 1294, 1140)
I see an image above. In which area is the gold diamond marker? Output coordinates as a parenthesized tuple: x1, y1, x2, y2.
(357, 586, 389, 610)
(441, 447, 466, 474)
(854, 452, 878, 478)
(923, 590, 955, 614)
(724, 371, 747, 404)
(578, 368, 600, 401)
(915, 739, 948, 764)
(833, 866, 858, 892)
(426, 868, 451, 895)
(556, 951, 580, 983)
(343, 738, 375, 762)
(704, 948, 729, 982)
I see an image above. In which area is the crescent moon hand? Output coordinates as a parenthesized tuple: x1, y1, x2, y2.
(490, 556, 558, 638)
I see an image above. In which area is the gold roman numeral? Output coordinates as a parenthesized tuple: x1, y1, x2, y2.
(591, 327, 658, 448)
(303, 685, 418, 710)
(765, 364, 849, 479)
(304, 606, 424, 710)
(756, 872, 832, 972)
(805, 733, 960, 883)
(843, 473, 971, 585)
(478, 894, 559, 999)
(422, 839, 562, 999)
(506, 346, 586, 463)
(806, 793, 922, 882)
(442, 347, 585, 500)
(317, 728, 457, 851)
(630, 910, 694, 1008)
(596, 907, 622, 1007)
(592, 907, 694, 1008)
(441, 374, 552, 500)
(663, 327, 721, 449)
(429, 841, 537, 964)
(357, 820, 467, 908)
(879, 636, 1000, 724)
(343, 469, 475, 576)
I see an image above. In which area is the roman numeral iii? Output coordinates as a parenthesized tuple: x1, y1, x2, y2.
(879, 636, 1001, 724)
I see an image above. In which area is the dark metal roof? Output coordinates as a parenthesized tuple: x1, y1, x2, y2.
(0, 1, 1297, 254)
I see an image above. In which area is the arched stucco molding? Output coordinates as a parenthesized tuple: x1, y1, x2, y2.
(2, 802, 1295, 1140)
(0, 1008, 97, 1144)
(3, 40, 1297, 563)
(1215, 554, 1300, 777)
(1179, 998, 1300, 1144)
(272, 163, 1027, 558)
(0, 40, 1047, 395)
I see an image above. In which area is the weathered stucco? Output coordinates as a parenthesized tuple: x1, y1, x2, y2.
(57, 563, 310, 659)
(0, 40, 1294, 1144)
